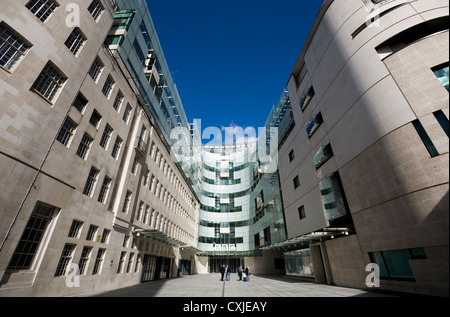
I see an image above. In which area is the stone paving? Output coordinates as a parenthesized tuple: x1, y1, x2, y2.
(73, 273, 400, 297)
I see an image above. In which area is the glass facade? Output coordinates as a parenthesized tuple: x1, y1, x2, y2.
(198, 144, 286, 256)
(284, 248, 314, 278)
(110, 0, 199, 190)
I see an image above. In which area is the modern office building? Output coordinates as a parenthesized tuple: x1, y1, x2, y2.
(0, 0, 200, 296)
(0, 0, 448, 298)
(274, 0, 449, 296)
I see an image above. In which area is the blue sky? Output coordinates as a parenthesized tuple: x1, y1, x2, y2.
(146, 0, 323, 137)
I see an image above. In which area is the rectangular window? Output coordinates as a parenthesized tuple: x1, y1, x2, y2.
(298, 206, 306, 220)
(0, 23, 31, 71)
(306, 112, 323, 138)
(127, 253, 135, 273)
(87, 0, 104, 21)
(8, 203, 56, 269)
(111, 136, 123, 159)
(289, 149, 295, 162)
(102, 75, 115, 98)
(117, 251, 126, 273)
(369, 248, 426, 280)
(54, 244, 76, 277)
(122, 190, 132, 213)
(319, 172, 350, 222)
(293, 176, 300, 189)
(89, 109, 102, 128)
(64, 28, 86, 56)
(97, 176, 112, 204)
(432, 63, 449, 92)
(131, 155, 139, 174)
(68, 220, 83, 238)
(76, 133, 93, 159)
(82, 166, 100, 197)
(86, 225, 98, 241)
(99, 124, 113, 149)
(25, 0, 58, 23)
(136, 201, 144, 221)
(299, 86, 315, 112)
(92, 248, 106, 275)
(112, 90, 124, 111)
(79, 246, 92, 275)
(72, 92, 88, 113)
(433, 110, 449, 137)
(123, 103, 132, 123)
(56, 117, 77, 146)
(100, 229, 110, 243)
(31, 61, 67, 102)
(313, 143, 334, 169)
(88, 56, 104, 82)
(412, 119, 439, 157)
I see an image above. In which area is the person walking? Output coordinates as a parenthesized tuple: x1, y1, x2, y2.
(220, 264, 225, 281)
(238, 265, 243, 281)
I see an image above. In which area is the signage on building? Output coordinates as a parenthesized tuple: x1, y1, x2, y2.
(214, 244, 236, 251)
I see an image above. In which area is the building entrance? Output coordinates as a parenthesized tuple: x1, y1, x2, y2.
(209, 257, 244, 274)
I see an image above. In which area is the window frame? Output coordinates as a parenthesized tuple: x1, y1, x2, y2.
(0, 23, 32, 72)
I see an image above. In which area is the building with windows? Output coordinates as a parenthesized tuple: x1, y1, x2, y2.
(0, 0, 448, 298)
(274, 0, 449, 296)
(0, 0, 199, 296)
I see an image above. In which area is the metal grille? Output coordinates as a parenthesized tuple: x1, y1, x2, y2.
(79, 246, 92, 275)
(87, 0, 104, 20)
(64, 28, 86, 56)
(76, 133, 93, 159)
(86, 225, 98, 241)
(68, 220, 83, 238)
(111, 136, 123, 158)
(25, 0, 58, 23)
(7, 204, 54, 269)
(97, 176, 111, 203)
(99, 124, 113, 148)
(56, 117, 77, 146)
(102, 75, 115, 97)
(82, 166, 99, 196)
(88, 56, 104, 82)
(31, 62, 66, 102)
(112, 90, 124, 111)
(92, 248, 106, 275)
(54, 244, 76, 277)
(0, 25, 30, 71)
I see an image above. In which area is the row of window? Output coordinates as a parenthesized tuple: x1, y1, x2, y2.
(148, 140, 196, 210)
(25, 0, 104, 24)
(54, 243, 138, 277)
(1, 0, 103, 73)
(135, 202, 194, 243)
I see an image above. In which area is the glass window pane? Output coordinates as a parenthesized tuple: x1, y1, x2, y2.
(383, 249, 414, 279)
(369, 251, 389, 278)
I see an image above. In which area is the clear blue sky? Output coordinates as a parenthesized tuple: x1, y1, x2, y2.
(146, 0, 323, 135)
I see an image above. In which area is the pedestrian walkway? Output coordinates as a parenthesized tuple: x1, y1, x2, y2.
(72, 274, 399, 297)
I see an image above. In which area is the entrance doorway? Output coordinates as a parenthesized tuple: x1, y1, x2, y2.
(141, 255, 171, 282)
(209, 257, 243, 274)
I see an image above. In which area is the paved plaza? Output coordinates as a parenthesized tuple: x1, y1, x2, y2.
(73, 274, 400, 297)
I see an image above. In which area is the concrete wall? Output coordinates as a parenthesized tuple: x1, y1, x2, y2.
(281, 0, 449, 296)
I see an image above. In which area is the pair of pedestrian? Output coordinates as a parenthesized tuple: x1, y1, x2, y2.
(220, 265, 232, 281)
(238, 265, 250, 281)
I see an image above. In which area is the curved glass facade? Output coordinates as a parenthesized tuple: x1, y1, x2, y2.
(197, 143, 286, 257)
